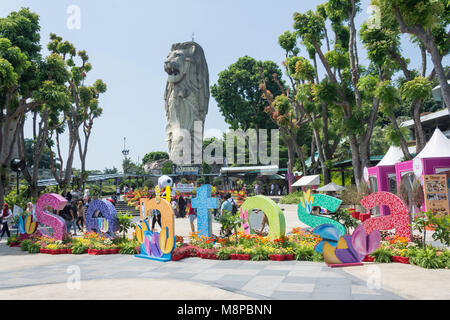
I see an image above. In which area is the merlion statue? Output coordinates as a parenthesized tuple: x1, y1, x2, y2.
(164, 41, 209, 164)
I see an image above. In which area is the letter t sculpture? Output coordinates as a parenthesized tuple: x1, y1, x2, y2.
(191, 184, 218, 237)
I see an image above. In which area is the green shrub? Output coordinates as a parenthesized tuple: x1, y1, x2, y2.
(119, 241, 140, 254)
(410, 246, 445, 269)
(28, 243, 40, 254)
(294, 246, 315, 261)
(369, 247, 393, 263)
(312, 251, 324, 262)
(72, 244, 87, 254)
(438, 250, 450, 268)
(20, 239, 33, 251)
(250, 246, 269, 261)
(279, 191, 303, 204)
(217, 247, 231, 260)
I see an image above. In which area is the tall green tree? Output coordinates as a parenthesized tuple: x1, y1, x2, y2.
(142, 151, 169, 165)
(0, 8, 69, 202)
(46, 33, 106, 190)
(373, 0, 450, 114)
(290, 1, 382, 189)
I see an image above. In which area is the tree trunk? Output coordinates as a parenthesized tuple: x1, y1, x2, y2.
(412, 100, 427, 153)
(389, 113, 413, 160)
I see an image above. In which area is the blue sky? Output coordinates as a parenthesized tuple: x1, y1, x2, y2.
(1, 0, 437, 171)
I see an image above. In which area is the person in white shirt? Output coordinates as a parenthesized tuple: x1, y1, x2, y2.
(1, 203, 12, 239)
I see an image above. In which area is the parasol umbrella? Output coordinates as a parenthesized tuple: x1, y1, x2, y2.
(316, 182, 346, 192)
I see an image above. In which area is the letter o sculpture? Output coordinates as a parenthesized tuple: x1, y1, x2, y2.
(85, 200, 118, 237)
(239, 195, 286, 239)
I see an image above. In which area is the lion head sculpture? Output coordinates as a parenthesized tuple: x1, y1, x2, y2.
(164, 42, 209, 163)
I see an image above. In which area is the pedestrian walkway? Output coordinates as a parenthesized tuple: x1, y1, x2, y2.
(0, 241, 401, 300)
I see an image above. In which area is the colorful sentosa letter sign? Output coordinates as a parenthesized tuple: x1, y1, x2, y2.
(85, 200, 118, 238)
(359, 191, 411, 240)
(35, 193, 68, 240)
(191, 185, 218, 238)
(312, 191, 410, 267)
(297, 190, 345, 236)
(239, 195, 286, 239)
(135, 198, 176, 262)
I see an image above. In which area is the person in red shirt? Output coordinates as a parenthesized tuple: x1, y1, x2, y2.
(187, 200, 197, 234)
(0, 203, 12, 239)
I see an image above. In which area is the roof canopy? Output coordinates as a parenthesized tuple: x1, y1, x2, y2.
(220, 165, 278, 175)
(291, 174, 320, 187)
(416, 128, 450, 159)
(316, 182, 346, 192)
(377, 146, 416, 167)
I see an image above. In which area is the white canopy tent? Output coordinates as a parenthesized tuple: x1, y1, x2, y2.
(377, 145, 416, 166)
(416, 128, 450, 159)
(316, 182, 346, 192)
(291, 174, 320, 187)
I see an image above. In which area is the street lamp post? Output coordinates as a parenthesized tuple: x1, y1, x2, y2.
(122, 137, 129, 159)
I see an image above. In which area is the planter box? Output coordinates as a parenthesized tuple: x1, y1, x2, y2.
(392, 256, 409, 264)
(269, 254, 285, 261)
(59, 249, 68, 254)
(88, 249, 98, 255)
(238, 254, 251, 260)
(230, 254, 239, 260)
(359, 213, 371, 222)
(9, 242, 20, 247)
(49, 249, 59, 255)
(362, 255, 374, 262)
(351, 212, 360, 219)
(284, 254, 294, 261)
(39, 248, 47, 254)
(172, 254, 185, 261)
(67, 249, 72, 254)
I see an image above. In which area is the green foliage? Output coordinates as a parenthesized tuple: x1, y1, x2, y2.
(409, 246, 445, 269)
(27, 242, 40, 254)
(401, 76, 432, 102)
(20, 239, 33, 251)
(217, 211, 243, 244)
(115, 213, 135, 240)
(211, 55, 282, 132)
(330, 208, 360, 234)
(71, 244, 87, 254)
(280, 191, 304, 204)
(4, 186, 31, 210)
(142, 152, 169, 165)
(370, 247, 394, 263)
(212, 177, 222, 187)
(217, 247, 231, 260)
(161, 161, 173, 175)
(278, 31, 298, 54)
(294, 246, 315, 261)
(119, 240, 140, 254)
(429, 214, 450, 247)
(293, 10, 325, 46)
(250, 246, 270, 261)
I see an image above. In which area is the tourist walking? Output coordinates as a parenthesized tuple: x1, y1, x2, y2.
(60, 202, 77, 236)
(75, 199, 85, 232)
(187, 201, 197, 234)
(0, 203, 12, 239)
(83, 187, 90, 204)
(26, 202, 35, 220)
(178, 194, 186, 218)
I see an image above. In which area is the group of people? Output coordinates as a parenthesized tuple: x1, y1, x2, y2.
(59, 187, 93, 236)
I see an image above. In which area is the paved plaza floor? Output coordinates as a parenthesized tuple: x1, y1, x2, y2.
(0, 203, 448, 300)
